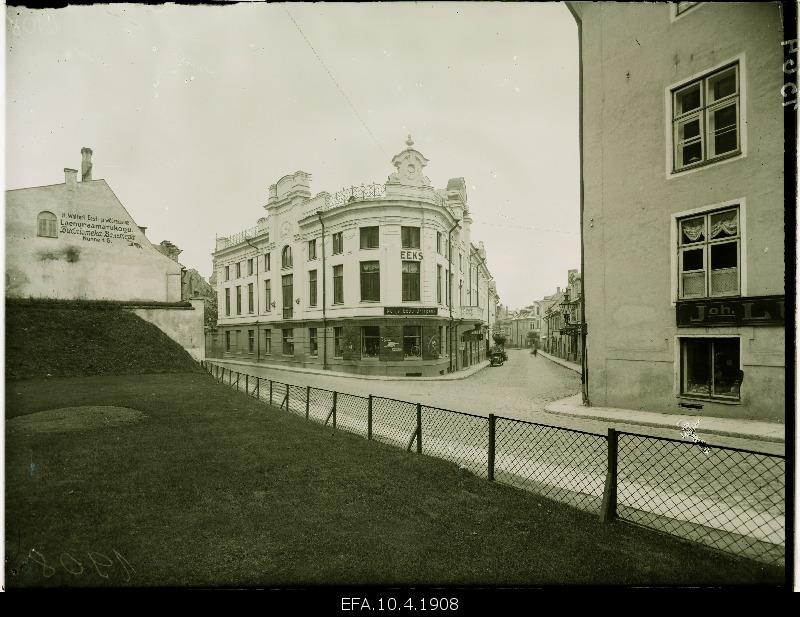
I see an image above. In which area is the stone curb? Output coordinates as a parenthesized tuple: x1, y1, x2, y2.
(206, 358, 490, 382)
(544, 395, 785, 444)
(537, 350, 582, 374)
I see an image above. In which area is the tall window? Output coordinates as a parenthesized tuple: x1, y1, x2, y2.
(360, 261, 380, 301)
(236, 262, 241, 278)
(225, 330, 231, 352)
(225, 265, 230, 281)
(333, 265, 344, 304)
(401, 226, 420, 249)
(265, 280, 272, 310)
(247, 258, 253, 276)
(282, 328, 294, 355)
(265, 253, 271, 272)
(672, 63, 740, 172)
(436, 232, 443, 255)
(445, 269, 450, 305)
(360, 226, 379, 249)
(225, 288, 231, 316)
(362, 326, 380, 358)
(459, 253, 462, 272)
(308, 270, 318, 307)
(282, 274, 293, 319)
(309, 327, 318, 356)
(403, 326, 422, 358)
(308, 239, 317, 261)
(437, 265, 442, 304)
(678, 207, 739, 299)
(334, 326, 343, 358)
(236, 285, 242, 314)
(332, 232, 343, 255)
(248, 283, 254, 313)
(248, 329, 255, 353)
(681, 338, 741, 400)
(37, 211, 58, 238)
(282, 245, 293, 269)
(438, 326, 444, 357)
(402, 261, 420, 301)
(264, 329, 272, 354)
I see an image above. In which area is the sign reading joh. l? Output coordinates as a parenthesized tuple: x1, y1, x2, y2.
(676, 295, 785, 327)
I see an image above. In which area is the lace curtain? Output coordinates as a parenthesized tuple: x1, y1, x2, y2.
(681, 219, 704, 243)
(710, 210, 738, 238)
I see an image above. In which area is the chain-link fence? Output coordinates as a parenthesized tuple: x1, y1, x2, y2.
(494, 417, 607, 513)
(200, 361, 785, 568)
(615, 431, 785, 567)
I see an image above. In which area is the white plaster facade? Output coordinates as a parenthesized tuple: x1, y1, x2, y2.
(210, 138, 499, 377)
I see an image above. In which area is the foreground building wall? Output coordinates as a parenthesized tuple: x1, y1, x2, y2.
(570, 2, 785, 420)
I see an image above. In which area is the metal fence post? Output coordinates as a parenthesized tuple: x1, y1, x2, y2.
(488, 414, 496, 481)
(306, 386, 311, 420)
(256, 377, 260, 399)
(332, 391, 338, 429)
(269, 380, 273, 406)
(368, 395, 373, 440)
(416, 403, 422, 454)
(246, 374, 249, 394)
(600, 428, 619, 523)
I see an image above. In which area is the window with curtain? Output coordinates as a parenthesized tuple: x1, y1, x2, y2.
(672, 63, 740, 172)
(402, 261, 420, 301)
(678, 207, 739, 299)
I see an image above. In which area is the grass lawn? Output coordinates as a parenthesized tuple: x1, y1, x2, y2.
(4, 371, 784, 588)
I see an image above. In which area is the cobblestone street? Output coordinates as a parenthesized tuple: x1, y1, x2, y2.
(215, 348, 579, 420)
(212, 349, 783, 454)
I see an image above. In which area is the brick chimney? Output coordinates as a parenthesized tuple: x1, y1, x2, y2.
(64, 168, 78, 187)
(81, 147, 93, 182)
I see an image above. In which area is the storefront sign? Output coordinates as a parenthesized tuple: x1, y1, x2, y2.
(676, 295, 785, 327)
(400, 250, 423, 261)
(384, 307, 437, 316)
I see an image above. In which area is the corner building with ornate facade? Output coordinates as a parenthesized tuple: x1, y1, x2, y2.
(210, 138, 498, 377)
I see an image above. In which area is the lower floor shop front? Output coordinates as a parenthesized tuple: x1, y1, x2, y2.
(207, 316, 489, 377)
(588, 325, 785, 422)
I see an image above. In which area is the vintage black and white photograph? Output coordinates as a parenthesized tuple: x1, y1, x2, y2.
(2, 0, 794, 595)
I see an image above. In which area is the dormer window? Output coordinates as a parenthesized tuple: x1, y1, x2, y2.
(37, 211, 58, 238)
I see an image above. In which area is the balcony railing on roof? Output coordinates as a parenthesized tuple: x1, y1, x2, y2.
(325, 183, 386, 210)
(218, 223, 269, 250)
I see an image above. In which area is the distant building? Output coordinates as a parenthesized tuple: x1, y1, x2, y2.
(5, 147, 205, 359)
(568, 2, 785, 420)
(210, 137, 499, 377)
(543, 271, 582, 363)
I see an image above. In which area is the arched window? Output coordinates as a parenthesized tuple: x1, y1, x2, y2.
(281, 245, 293, 269)
(37, 211, 58, 238)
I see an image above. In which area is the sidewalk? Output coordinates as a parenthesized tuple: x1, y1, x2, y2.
(545, 393, 785, 443)
(537, 350, 581, 374)
(206, 357, 490, 382)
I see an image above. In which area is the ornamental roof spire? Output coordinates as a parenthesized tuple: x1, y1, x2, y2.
(406, 134, 414, 147)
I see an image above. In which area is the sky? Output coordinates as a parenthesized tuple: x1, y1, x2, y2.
(5, 1, 580, 310)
